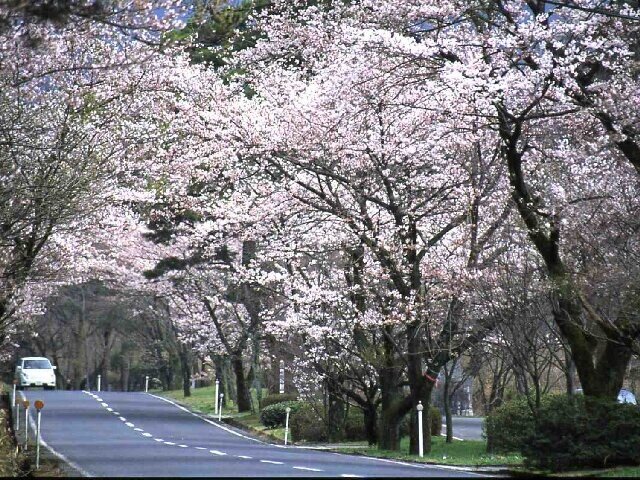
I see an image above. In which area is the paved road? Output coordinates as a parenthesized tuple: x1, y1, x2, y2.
(19, 390, 488, 478)
(446, 417, 484, 441)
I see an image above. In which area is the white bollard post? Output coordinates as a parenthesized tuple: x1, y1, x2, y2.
(284, 407, 291, 446)
(145, 376, 149, 393)
(214, 379, 219, 415)
(24, 401, 29, 450)
(97, 375, 101, 392)
(417, 401, 424, 458)
(15, 403, 20, 433)
(218, 393, 224, 421)
(35, 400, 44, 470)
(12, 381, 17, 408)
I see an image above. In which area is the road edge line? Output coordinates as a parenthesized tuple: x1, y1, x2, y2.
(145, 393, 266, 445)
(20, 392, 93, 478)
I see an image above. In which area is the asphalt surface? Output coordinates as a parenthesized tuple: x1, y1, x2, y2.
(17, 390, 490, 478)
(445, 417, 484, 441)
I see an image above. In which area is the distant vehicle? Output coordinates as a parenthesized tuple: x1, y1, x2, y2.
(15, 357, 57, 390)
(618, 389, 637, 405)
(574, 388, 637, 405)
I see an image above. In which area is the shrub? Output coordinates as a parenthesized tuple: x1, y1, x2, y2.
(522, 395, 640, 471)
(485, 394, 577, 453)
(290, 403, 328, 443)
(259, 401, 303, 428)
(429, 406, 442, 436)
(259, 393, 298, 410)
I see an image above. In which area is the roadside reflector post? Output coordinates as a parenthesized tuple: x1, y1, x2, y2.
(97, 375, 101, 392)
(214, 379, 219, 415)
(218, 393, 224, 421)
(12, 380, 17, 408)
(15, 402, 20, 433)
(284, 407, 291, 446)
(145, 376, 149, 393)
(23, 400, 30, 450)
(34, 400, 44, 469)
(417, 401, 424, 458)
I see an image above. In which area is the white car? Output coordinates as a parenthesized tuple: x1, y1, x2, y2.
(15, 357, 57, 390)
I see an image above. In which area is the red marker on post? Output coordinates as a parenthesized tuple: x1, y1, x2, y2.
(34, 400, 45, 469)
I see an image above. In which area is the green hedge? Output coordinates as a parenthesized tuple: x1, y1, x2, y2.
(259, 401, 303, 428)
(484, 395, 542, 453)
(522, 395, 640, 471)
(259, 393, 298, 410)
(484, 394, 568, 453)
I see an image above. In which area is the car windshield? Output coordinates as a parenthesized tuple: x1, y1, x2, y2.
(23, 360, 51, 369)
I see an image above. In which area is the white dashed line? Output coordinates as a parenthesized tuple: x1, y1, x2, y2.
(154, 439, 164, 442)
(143, 433, 153, 437)
(194, 447, 207, 450)
(209, 450, 226, 456)
(118, 417, 127, 422)
(95, 397, 103, 402)
(112, 412, 120, 415)
(260, 460, 284, 465)
(134, 428, 144, 432)
(101, 402, 108, 407)
(164, 441, 176, 446)
(236, 455, 252, 459)
(293, 466, 323, 472)
(178, 444, 188, 448)
(125, 422, 135, 428)
(106, 407, 113, 412)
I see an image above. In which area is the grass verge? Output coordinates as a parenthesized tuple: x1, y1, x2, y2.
(153, 386, 288, 442)
(335, 435, 522, 467)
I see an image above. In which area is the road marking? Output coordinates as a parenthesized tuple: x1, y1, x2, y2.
(154, 438, 164, 442)
(125, 422, 135, 428)
(143, 433, 153, 437)
(178, 444, 188, 448)
(340, 475, 362, 478)
(23, 392, 93, 478)
(440, 425, 464, 441)
(119, 417, 127, 422)
(95, 397, 103, 402)
(106, 407, 113, 412)
(113, 412, 120, 415)
(209, 450, 226, 456)
(164, 441, 176, 445)
(236, 455, 252, 459)
(147, 393, 265, 444)
(101, 402, 108, 407)
(293, 466, 323, 472)
(260, 460, 284, 465)
(134, 428, 144, 432)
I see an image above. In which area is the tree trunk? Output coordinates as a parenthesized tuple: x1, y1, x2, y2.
(232, 355, 251, 412)
(179, 343, 191, 398)
(444, 369, 453, 443)
(363, 404, 378, 446)
(326, 380, 346, 442)
(378, 329, 402, 451)
(120, 356, 130, 392)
